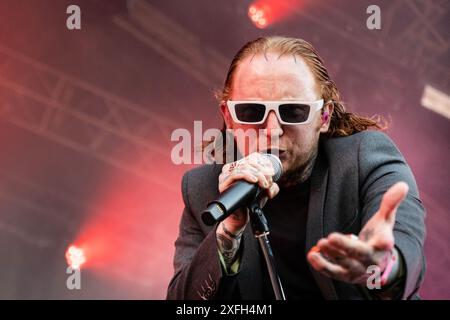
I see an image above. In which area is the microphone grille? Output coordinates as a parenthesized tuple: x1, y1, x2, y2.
(263, 154, 283, 182)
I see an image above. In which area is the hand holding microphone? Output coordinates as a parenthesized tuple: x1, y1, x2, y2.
(202, 152, 283, 234)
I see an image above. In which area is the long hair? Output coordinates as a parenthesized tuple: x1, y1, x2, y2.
(206, 36, 384, 160)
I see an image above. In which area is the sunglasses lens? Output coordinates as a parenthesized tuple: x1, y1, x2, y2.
(279, 103, 310, 123)
(234, 103, 266, 123)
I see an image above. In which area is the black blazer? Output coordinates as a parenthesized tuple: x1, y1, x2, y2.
(167, 131, 426, 300)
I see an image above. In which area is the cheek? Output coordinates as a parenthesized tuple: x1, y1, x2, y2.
(282, 125, 320, 159)
(284, 124, 317, 146)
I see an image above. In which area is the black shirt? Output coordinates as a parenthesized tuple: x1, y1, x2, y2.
(261, 178, 324, 299)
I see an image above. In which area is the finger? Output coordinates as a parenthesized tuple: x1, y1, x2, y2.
(242, 154, 278, 185)
(219, 170, 259, 192)
(252, 169, 271, 189)
(222, 160, 272, 178)
(327, 233, 375, 266)
(378, 181, 409, 224)
(237, 165, 270, 189)
(219, 170, 232, 185)
(232, 162, 273, 189)
(307, 250, 348, 281)
(265, 182, 280, 199)
(219, 163, 237, 182)
(247, 156, 278, 185)
(220, 155, 276, 192)
(247, 153, 276, 173)
(317, 238, 348, 260)
(246, 160, 276, 181)
(318, 240, 367, 278)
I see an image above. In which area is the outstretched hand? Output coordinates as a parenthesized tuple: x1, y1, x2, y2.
(307, 182, 409, 285)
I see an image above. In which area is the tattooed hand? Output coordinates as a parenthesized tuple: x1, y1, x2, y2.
(216, 153, 280, 269)
(218, 152, 280, 233)
(307, 182, 409, 286)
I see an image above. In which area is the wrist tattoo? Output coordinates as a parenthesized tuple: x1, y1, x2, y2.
(221, 222, 244, 239)
(217, 223, 243, 267)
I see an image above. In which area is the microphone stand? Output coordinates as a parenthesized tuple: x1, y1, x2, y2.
(248, 200, 286, 300)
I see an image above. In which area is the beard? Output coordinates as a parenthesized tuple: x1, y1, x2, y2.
(277, 143, 319, 188)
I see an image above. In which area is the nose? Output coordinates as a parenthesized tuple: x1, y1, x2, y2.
(263, 111, 283, 137)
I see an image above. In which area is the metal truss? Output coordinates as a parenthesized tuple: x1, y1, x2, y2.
(297, 0, 450, 91)
(0, 0, 232, 188)
(0, 44, 184, 190)
(114, 0, 229, 89)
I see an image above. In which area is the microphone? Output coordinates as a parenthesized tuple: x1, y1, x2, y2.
(201, 154, 283, 226)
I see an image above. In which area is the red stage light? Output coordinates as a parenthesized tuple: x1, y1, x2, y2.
(248, 3, 271, 29)
(65, 245, 86, 269)
(248, 0, 302, 29)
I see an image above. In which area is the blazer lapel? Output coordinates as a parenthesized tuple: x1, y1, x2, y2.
(237, 149, 338, 300)
(305, 151, 338, 300)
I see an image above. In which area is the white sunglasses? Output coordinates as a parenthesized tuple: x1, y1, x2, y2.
(226, 99, 324, 125)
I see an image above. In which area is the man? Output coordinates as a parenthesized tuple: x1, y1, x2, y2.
(167, 36, 426, 300)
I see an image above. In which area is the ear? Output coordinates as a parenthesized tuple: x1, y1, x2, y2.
(220, 102, 233, 129)
(319, 101, 334, 133)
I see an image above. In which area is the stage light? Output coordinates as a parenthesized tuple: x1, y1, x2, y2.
(65, 245, 86, 269)
(247, 0, 302, 29)
(248, 3, 271, 29)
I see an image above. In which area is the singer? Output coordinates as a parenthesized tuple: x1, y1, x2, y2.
(167, 36, 426, 300)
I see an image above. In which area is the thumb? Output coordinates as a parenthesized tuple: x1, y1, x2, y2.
(378, 181, 409, 224)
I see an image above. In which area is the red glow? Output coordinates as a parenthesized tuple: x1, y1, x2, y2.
(65, 245, 86, 269)
(248, 0, 302, 29)
(69, 144, 191, 297)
